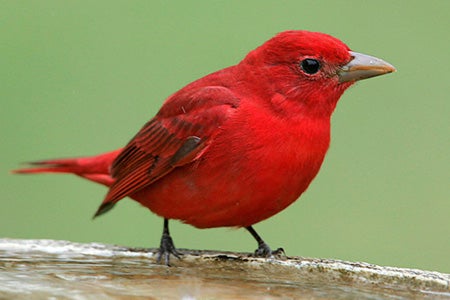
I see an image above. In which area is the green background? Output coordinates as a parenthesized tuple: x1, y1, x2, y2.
(2, 1, 449, 273)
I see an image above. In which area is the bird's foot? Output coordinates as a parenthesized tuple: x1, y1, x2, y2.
(253, 242, 285, 258)
(157, 232, 182, 266)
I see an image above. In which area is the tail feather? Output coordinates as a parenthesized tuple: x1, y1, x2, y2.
(12, 149, 122, 187)
(13, 149, 124, 216)
(13, 158, 84, 174)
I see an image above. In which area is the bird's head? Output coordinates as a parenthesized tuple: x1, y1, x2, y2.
(241, 30, 396, 117)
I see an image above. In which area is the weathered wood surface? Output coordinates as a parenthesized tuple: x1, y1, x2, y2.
(0, 238, 449, 299)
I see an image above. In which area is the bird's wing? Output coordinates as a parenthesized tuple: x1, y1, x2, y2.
(95, 86, 239, 216)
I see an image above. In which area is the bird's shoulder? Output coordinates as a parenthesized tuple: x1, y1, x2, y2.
(101, 84, 240, 206)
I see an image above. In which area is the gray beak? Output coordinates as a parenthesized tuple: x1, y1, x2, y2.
(338, 51, 396, 83)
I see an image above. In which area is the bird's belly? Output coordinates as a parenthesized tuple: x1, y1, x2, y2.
(132, 120, 329, 228)
(132, 163, 311, 228)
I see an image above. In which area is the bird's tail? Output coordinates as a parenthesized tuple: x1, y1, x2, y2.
(12, 149, 123, 187)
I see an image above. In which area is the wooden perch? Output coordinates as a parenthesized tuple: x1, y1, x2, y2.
(0, 238, 448, 299)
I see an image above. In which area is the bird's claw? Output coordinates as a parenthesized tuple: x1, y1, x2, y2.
(156, 232, 182, 266)
(271, 247, 286, 258)
(253, 243, 285, 258)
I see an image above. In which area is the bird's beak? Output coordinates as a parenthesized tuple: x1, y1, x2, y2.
(338, 51, 396, 83)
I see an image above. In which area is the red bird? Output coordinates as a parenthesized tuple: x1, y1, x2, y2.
(14, 30, 395, 265)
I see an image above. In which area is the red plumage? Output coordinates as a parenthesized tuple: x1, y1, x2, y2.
(14, 30, 395, 263)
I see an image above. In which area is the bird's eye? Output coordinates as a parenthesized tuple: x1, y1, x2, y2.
(300, 59, 320, 75)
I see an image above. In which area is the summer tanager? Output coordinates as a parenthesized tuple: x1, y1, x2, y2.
(14, 30, 395, 265)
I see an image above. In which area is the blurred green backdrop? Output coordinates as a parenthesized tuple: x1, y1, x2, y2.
(1, 1, 449, 273)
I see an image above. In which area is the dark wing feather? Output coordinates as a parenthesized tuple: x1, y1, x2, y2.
(95, 86, 239, 216)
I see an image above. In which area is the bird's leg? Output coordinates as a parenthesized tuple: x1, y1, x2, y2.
(245, 226, 285, 257)
(157, 218, 182, 266)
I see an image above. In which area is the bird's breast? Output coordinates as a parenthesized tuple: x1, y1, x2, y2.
(136, 101, 331, 228)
